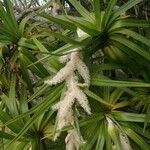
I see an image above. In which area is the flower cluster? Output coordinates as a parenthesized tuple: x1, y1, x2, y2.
(45, 28, 91, 149)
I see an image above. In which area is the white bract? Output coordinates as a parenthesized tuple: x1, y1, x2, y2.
(107, 117, 131, 150)
(119, 131, 131, 150)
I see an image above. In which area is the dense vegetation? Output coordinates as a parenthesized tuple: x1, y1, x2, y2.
(0, 0, 150, 149)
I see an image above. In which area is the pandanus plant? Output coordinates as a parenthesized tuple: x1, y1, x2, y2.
(0, 0, 150, 150)
(38, 0, 150, 149)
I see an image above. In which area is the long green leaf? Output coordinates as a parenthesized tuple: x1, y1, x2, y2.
(112, 111, 147, 122)
(125, 127, 150, 150)
(21, 49, 50, 77)
(32, 38, 49, 53)
(5, 75, 19, 117)
(110, 89, 124, 103)
(41, 30, 83, 45)
(19, 17, 29, 36)
(109, 19, 150, 32)
(19, 53, 33, 93)
(92, 63, 124, 72)
(95, 122, 105, 150)
(144, 105, 150, 131)
(38, 13, 76, 30)
(122, 123, 150, 140)
(84, 89, 113, 107)
(114, 29, 150, 47)
(91, 76, 150, 87)
(66, 16, 98, 36)
(112, 0, 142, 20)
(102, 0, 117, 28)
(0, 110, 22, 133)
(111, 35, 150, 61)
(19, 86, 30, 123)
(4, 0, 19, 31)
(18, 38, 37, 49)
(93, 0, 101, 28)
(68, 0, 94, 22)
(52, 43, 80, 55)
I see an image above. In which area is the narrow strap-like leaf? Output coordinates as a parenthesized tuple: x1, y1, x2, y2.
(111, 35, 150, 61)
(68, 0, 94, 22)
(95, 122, 105, 150)
(124, 127, 150, 150)
(19, 17, 30, 36)
(4, 75, 19, 117)
(93, 0, 101, 28)
(114, 29, 150, 47)
(33, 38, 49, 53)
(38, 13, 76, 30)
(84, 89, 113, 107)
(109, 19, 150, 33)
(21, 49, 50, 77)
(41, 30, 83, 46)
(0, 110, 22, 133)
(91, 76, 150, 87)
(112, 0, 142, 20)
(102, 0, 117, 28)
(112, 112, 147, 122)
(66, 16, 98, 36)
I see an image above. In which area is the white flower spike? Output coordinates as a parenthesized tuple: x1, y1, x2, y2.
(45, 28, 91, 149)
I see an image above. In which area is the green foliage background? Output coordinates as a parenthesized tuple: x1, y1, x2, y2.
(0, 0, 150, 149)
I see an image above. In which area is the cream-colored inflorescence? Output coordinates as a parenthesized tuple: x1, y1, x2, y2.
(45, 28, 91, 149)
(65, 129, 85, 150)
